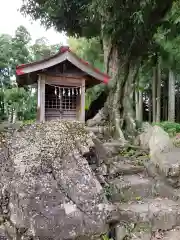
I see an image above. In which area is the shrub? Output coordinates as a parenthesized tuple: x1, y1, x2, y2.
(153, 121, 180, 137)
(23, 119, 36, 125)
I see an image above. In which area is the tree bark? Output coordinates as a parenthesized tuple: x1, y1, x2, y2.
(177, 81, 180, 122)
(138, 90, 143, 122)
(168, 70, 175, 122)
(135, 91, 139, 120)
(88, 40, 141, 142)
(12, 109, 17, 123)
(8, 107, 13, 123)
(152, 67, 156, 122)
(165, 99, 168, 121)
(162, 84, 166, 121)
(135, 84, 143, 122)
(148, 91, 152, 122)
(121, 62, 138, 138)
(88, 58, 139, 142)
(156, 57, 161, 122)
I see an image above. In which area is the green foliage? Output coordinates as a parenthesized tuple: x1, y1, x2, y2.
(31, 37, 60, 61)
(23, 119, 36, 125)
(21, 0, 173, 60)
(85, 84, 106, 110)
(3, 87, 37, 122)
(4, 87, 29, 114)
(101, 234, 113, 240)
(68, 37, 105, 109)
(4, 87, 28, 104)
(68, 37, 104, 71)
(153, 121, 180, 136)
(21, 0, 100, 38)
(0, 26, 33, 121)
(0, 34, 13, 87)
(104, 185, 114, 200)
(0, 25, 61, 122)
(152, 1, 180, 73)
(11, 26, 32, 72)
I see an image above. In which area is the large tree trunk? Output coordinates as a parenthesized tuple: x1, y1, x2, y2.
(107, 60, 138, 140)
(168, 70, 175, 122)
(156, 57, 161, 122)
(88, 43, 140, 142)
(87, 38, 142, 142)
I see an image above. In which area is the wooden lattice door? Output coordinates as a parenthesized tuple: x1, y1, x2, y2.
(45, 85, 81, 121)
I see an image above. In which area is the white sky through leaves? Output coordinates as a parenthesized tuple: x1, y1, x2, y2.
(0, 0, 67, 45)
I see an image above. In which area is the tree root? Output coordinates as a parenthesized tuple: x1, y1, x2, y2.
(86, 108, 107, 127)
(113, 110, 126, 144)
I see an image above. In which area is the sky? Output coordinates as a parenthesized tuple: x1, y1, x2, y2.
(0, 0, 67, 45)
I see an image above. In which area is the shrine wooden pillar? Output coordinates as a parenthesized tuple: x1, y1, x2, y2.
(37, 74, 45, 122)
(80, 79, 85, 122)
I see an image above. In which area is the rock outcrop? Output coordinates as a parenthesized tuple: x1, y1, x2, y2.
(149, 125, 173, 156)
(1, 120, 180, 240)
(139, 124, 180, 189)
(139, 124, 173, 155)
(0, 120, 116, 240)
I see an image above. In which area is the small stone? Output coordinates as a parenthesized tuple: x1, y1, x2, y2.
(115, 225, 127, 240)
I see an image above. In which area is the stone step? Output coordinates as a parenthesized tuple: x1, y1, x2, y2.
(116, 198, 180, 231)
(154, 180, 180, 201)
(103, 141, 123, 157)
(114, 225, 180, 240)
(145, 161, 180, 201)
(162, 228, 180, 240)
(147, 149, 180, 188)
(129, 228, 180, 240)
(108, 162, 144, 177)
(109, 174, 154, 202)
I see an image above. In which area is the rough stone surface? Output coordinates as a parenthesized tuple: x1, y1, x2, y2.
(131, 232, 151, 240)
(162, 228, 180, 239)
(129, 228, 180, 240)
(108, 162, 144, 177)
(0, 120, 116, 240)
(139, 124, 173, 155)
(140, 125, 180, 190)
(110, 174, 154, 202)
(139, 122, 153, 150)
(149, 126, 173, 156)
(154, 180, 180, 200)
(115, 224, 127, 240)
(117, 198, 180, 231)
(151, 148, 180, 188)
(103, 141, 123, 157)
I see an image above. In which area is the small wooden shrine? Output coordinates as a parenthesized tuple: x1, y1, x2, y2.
(16, 46, 110, 122)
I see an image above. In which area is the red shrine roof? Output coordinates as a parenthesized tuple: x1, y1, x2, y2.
(16, 46, 110, 84)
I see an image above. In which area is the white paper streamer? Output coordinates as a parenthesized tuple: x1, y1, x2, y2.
(58, 88, 61, 99)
